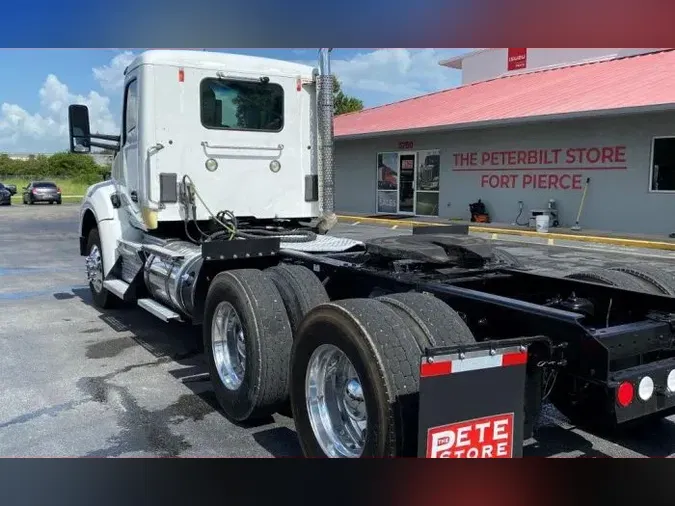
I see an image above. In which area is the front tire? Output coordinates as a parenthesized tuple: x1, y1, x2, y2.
(85, 228, 118, 309)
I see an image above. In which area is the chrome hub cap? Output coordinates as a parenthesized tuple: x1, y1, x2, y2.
(306, 344, 368, 458)
(85, 245, 103, 293)
(211, 301, 247, 391)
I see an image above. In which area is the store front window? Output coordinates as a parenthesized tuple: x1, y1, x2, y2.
(376, 149, 441, 216)
(650, 137, 675, 192)
(416, 149, 440, 216)
(377, 152, 399, 213)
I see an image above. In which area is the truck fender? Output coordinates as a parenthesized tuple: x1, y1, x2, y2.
(79, 181, 123, 278)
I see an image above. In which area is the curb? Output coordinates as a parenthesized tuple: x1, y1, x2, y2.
(336, 214, 675, 252)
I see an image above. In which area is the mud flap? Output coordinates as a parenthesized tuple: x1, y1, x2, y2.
(418, 339, 534, 458)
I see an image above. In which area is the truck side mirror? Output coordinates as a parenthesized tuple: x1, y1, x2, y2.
(68, 104, 92, 154)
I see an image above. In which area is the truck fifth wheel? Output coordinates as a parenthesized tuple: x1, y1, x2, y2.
(69, 48, 675, 458)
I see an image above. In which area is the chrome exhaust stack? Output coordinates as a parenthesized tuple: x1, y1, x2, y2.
(315, 48, 338, 233)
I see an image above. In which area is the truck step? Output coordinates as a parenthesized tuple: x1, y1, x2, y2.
(118, 239, 143, 251)
(103, 279, 130, 299)
(141, 244, 185, 260)
(137, 298, 183, 322)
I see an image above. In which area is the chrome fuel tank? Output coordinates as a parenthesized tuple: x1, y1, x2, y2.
(143, 240, 203, 318)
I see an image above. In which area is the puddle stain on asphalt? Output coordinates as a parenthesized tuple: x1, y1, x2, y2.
(0, 400, 88, 430)
(85, 336, 134, 358)
(0, 266, 79, 277)
(77, 354, 215, 457)
(0, 285, 88, 301)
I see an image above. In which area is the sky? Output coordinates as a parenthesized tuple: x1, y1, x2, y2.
(0, 48, 471, 154)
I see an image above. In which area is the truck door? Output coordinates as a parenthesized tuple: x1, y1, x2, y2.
(120, 77, 141, 220)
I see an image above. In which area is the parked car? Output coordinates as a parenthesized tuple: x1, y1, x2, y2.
(22, 181, 62, 205)
(0, 182, 17, 195)
(0, 183, 11, 206)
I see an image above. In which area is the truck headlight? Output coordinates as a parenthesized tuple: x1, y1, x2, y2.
(270, 160, 281, 173)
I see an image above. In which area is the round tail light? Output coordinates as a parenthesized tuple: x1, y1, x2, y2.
(666, 370, 675, 393)
(616, 381, 634, 407)
(637, 376, 654, 401)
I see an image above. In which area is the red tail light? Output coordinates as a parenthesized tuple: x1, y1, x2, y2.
(32, 189, 37, 194)
(616, 381, 634, 407)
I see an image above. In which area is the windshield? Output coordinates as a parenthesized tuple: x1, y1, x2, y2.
(34, 182, 57, 188)
(200, 78, 284, 132)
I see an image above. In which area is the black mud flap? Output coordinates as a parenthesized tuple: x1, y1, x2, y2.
(418, 339, 533, 458)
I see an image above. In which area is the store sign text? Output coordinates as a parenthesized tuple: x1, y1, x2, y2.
(507, 48, 527, 71)
(451, 146, 627, 191)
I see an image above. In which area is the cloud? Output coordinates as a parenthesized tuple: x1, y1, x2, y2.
(0, 53, 127, 152)
(92, 51, 136, 92)
(303, 48, 464, 104)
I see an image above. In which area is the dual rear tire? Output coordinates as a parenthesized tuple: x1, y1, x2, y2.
(202, 265, 477, 457)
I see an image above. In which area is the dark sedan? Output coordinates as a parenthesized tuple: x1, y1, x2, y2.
(22, 181, 62, 205)
(0, 183, 11, 206)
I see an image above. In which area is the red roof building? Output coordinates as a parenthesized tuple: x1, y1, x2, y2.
(332, 48, 675, 237)
(335, 49, 675, 140)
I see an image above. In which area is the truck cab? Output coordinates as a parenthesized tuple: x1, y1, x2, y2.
(71, 50, 326, 281)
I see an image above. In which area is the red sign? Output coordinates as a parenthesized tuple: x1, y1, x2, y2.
(451, 145, 627, 191)
(398, 141, 413, 150)
(427, 413, 514, 458)
(507, 48, 527, 71)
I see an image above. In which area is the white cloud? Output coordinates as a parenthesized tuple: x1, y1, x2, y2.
(0, 52, 129, 153)
(307, 49, 464, 104)
(92, 51, 136, 92)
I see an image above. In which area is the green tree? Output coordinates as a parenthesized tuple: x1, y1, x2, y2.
(332, 76, 363, 116)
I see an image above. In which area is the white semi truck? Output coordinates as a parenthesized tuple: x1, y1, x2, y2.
(69, 48, 675, 458)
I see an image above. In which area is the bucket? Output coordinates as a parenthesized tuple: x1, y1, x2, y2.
(535, 214, 550, 233)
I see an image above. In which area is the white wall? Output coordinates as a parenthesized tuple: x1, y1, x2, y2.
(334, 111, 675, 235)
(455, 49, 665, 85)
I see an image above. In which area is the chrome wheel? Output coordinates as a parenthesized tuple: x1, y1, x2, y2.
(211, 301, 247, 391)
(305, 344, 368, 457)
(86, 244, 103, 293)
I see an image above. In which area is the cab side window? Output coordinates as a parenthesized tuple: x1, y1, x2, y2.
(122, 79, 138, 145)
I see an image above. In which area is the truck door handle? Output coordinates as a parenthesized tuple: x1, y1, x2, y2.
(130, 190, 138, 202)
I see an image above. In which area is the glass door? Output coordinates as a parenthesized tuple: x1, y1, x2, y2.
(415, 149, 441, 216)
(398, 152, 416, 214)
(376, 152, 399, 214)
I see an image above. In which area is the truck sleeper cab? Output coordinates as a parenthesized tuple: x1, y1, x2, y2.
(69, 49, 675, 458)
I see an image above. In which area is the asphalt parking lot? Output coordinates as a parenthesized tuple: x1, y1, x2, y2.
(3, 203, 675, 458)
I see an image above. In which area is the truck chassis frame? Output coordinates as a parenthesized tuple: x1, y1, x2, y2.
(81, 220, 675, 457)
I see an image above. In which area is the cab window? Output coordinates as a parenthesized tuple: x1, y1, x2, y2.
(200, 78, 284, 132)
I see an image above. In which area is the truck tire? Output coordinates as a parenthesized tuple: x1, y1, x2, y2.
(377, 291, 543, 439)
(203, 269, 293, 422)
(376, 292, 475, 350)
(608, 265, 675, 297)
(264, 264, 329, 335)
(492, 248, 524, 268)
(564, 267, 661, 295)
(85, 227, 119, 309)
(289, 298, 426, 458)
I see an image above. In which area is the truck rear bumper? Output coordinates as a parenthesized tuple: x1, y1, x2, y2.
(610, 357, 675, 423)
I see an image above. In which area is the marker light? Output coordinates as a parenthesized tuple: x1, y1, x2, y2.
(616, 381, 634, 407)
(205, 158, 218, 172)
(638, 376, 654, 401)
(667, 370, 675, 393)
(270, 160, 281, 173)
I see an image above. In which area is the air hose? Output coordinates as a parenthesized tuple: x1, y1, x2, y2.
(181, 175, 317, 243)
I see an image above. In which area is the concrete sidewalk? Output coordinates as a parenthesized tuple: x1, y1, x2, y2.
(336, 212, 675, 252)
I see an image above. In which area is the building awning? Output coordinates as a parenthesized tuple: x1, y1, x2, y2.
(334, 49, 675, 140)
